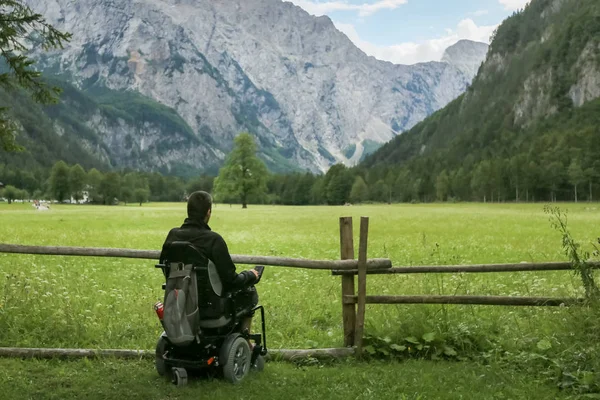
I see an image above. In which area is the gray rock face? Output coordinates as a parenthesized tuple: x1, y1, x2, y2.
(441, 40, 489, 80)
(26, 0, 488, 173)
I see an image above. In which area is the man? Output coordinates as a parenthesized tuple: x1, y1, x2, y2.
(159, 191, 260, 331)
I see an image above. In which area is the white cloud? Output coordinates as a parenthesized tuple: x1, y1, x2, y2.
(290, 0, 408, 17)
(498, 0, 530, 10)
(335, 18, 497, 65)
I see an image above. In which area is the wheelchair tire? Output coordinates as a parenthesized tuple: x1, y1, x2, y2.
(252, 355, 265, 372)
(222, 337, 251, 384)
(172, 367, 188, 386)
(155, 335, 168, 377)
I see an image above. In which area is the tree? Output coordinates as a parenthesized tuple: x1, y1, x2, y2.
(87, 168, 103, 203)
(214, 133, 268, 208)
(393, 169, 411, 202)
(435, 170, 450, 201)
(0, 0, 71, 151)
(324, 164, 352, 205)
(120, 173, 136, 205)
(49, 161, 70, 202)
(544, 161, 565, 202)
(99, 172, 121, 205)
(568, 159, 586, 202)
(523, 161, 540, 202)
(451, 168, 470, 201)
(69, 164, 86, 203)
(134, 188, 150, 206)
(17, 188, 28, 201)
(186, 175, 214, 195)
(2, 184, 17, 203)
(310, 176, 327, 205)
(509, 154, 527, 202)
(294, 173, 316, 205)
(370, 180, 389, 203)
(349, 176, 368, 204)
(471, 161, 493, 202)
(120, 186, 133, 205)
(584, 164, 599, 202)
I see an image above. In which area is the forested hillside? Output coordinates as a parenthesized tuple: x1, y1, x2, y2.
(361, 0, 600, 202)
(0, 76, 217, 176)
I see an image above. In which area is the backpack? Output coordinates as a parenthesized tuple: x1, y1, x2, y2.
(161, 241, 231, 346)
(162, 242, 203, 346)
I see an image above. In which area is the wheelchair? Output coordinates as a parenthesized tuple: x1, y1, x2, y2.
(154, 241, 267, 385)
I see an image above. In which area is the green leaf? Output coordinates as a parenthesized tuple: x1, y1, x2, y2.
(405, 336, 420, 344)
(378, 348, 390, 356)
(443, 346, 458, 357)
(581, 371, 596, 386)
(536, 339, 552, 351)
(364, 345, 376, 355)
(383, 336, 392, 344)
(390, 344, 406, 352)
(416, 344, 423, 351)
(422, 332, 436, 343)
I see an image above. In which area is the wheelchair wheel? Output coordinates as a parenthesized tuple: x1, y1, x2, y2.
(155, 335, 168, 377)
(252, 355, 265, 372)
(172, 367, 188, 386)
(222, 337, 251, 384)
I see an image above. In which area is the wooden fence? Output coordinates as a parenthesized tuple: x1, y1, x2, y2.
(0, 216, 598, 358)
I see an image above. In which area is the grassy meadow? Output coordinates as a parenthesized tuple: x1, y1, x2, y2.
(0, 201, 598, 398)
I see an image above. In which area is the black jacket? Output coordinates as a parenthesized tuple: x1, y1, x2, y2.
(159, 218, 257, 292)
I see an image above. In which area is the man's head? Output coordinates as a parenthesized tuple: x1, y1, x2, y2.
(187, 191, 212, 223)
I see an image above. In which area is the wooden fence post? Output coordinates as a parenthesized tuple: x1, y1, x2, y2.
(339, 217, 356, 347)
(354, 217, 369, 356)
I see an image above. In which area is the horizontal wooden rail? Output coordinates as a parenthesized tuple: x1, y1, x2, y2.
(0, 244, 391, 271)
(332, 261, 600, 275)
(343, 295, 584, 307)
(0, 347, 354, 361)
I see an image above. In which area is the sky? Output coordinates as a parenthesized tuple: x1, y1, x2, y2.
(288, 0, 531, 65)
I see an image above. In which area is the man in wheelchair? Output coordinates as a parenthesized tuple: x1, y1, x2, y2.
(155, 191, 266, 385)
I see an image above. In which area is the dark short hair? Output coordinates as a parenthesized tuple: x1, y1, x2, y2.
(187, 191, 212, 220)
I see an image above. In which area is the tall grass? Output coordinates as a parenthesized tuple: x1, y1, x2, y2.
(0, 202, 598, 392)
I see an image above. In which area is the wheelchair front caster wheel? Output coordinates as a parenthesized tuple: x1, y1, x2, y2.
(171, 367, 188, 386)
(251, 355, 265, 372)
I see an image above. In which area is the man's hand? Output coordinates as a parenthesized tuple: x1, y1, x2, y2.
(252, 266, 265, 283)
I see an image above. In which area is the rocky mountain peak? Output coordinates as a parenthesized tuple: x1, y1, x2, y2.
(24, 0, 486, 173)
(441, 40, 489, 79)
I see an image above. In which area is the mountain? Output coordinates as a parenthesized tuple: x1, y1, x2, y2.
(441, 40, 490, 79)
(13, 0, 486, 174)
(362, 0, 600, 202)
(0, 77, 216, 176)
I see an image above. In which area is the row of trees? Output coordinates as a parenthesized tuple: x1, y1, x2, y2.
(212, 133, 600, 206)
(3, 132, 600, 206)
(0, 160, 214, 205)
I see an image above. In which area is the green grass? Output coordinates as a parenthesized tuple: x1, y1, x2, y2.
(0, 202, 598, 397)
(0, 358, 571, 400)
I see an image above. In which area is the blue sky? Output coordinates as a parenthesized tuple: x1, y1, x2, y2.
(288, 0, 530, 64)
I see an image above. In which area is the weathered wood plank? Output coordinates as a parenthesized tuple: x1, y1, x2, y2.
(0, 244, 391, 270)
(354, 217, 369, 357)
(332, 262, 600, 275)
(0, 347, 354, 361)
(343, 295, 583, 306)
(339, 217, 356, 347)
